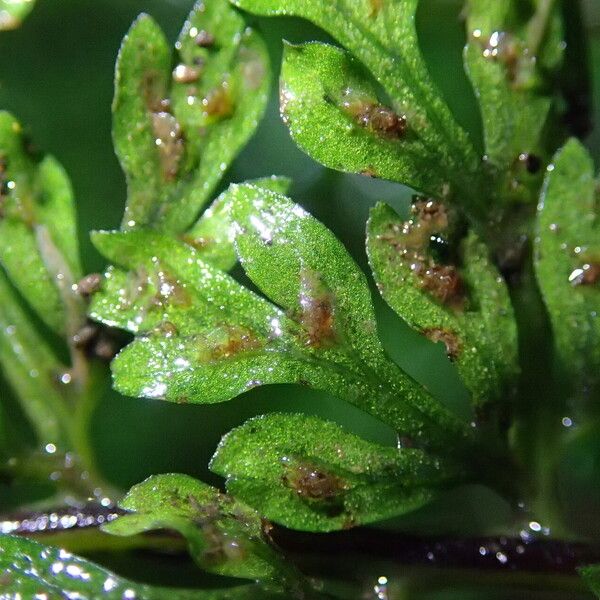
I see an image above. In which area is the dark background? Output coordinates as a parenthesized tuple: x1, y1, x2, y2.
(0, 0, 599, 540)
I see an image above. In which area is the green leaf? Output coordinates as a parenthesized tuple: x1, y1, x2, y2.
(463, 0, 564, 195)
(0, 269, 69, 447)
(234, 0, 483, 217)
(229, 184, 471, 446)
(211, 413, 458, 532)
(102, 474, 296, 587)
(534, 139, 600, 409)
(367, 201, 518, 407)
(0, 534, 279, 599)
(114, 2, 270, 232)
(0, 111, 82, 335)
(280, 43, 448, 198)
(183, 176, 292, 271)
(580, 564, 600, 598)
(112, 13, 172, 230)
(90, 193, 470, 449)
(0, 0, 35, 30)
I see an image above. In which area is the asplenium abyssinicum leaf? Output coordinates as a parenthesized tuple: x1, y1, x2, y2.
(183, 176, 292, 271)
(89, 187, 471, 450)
(0, 111, 82, 335)
(0, 534, 281, 600)
(235, 0, 484, 218)
(0, 0, 35, 30)
(464, 0, 564, 200)
(367, 201, 518, 407)
(0, 268, 68, 447)
(211, 413, 459, 532)
(534, 139, 600, 411)
(279, 43, 449, 199)
(102, 474, 295, 587)
(229, 184, 471, 447)
(114, 0, 269, 232)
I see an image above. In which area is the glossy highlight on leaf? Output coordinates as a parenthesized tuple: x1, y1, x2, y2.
(211, 413, 459, 532)
(183, 176, 292, 271)
(463, 0, 564, 202)
(0, 534, 279, 599)
(534, 139, 600, 410)
(0, 0, 35, 30)
(280, 42, 448, 198)
(113, 1, 270, 232)
(103, 473, 292, 584)
(367, 201, 518, 407)
(90, 188, 471, 450)
(235, 0, 484, 218)
(0, 111, 82, 334)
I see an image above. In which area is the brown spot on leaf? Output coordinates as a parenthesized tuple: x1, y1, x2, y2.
(283, 461, 348, 502)
(202, 83, 234, 118)
(180, 233, 212, 251)
(378, 198, 467, 310)
(417, 264, 466, 310)
(155, 321, 178, 338)
(151, 111, 185, 181)
(369, 0, 383, 17)
(422, 327, 462, 360)
(142, 69, 167, 112)
(342, 91, 406, 139)
(298, 269, 339, 348)
(172, 63, 202, 84)
(75, 273, 103, 297)
(569, 262, 600, 286)
(195, 30, 215, 47)
(204, 325, 263, 362)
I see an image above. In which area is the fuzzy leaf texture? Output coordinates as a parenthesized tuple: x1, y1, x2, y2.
(211, 413, 459, 532)
(464, 0, 565, 203)
(235, 0, 484, 218)
(367, 201, 518, 407)
(0, 0, 35, 30)
(113, 0, 269, 232)
(0, 534, 282, 599)
(102, 473, 296, 587)
(534, 139, 600, 414)
(183, 175, 291, 271)
(0, 269, 69, 447)
(89, 185, 471, 450)
(0, 111, 82, 334)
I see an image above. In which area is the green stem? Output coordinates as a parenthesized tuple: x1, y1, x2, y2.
(527, 0, 558, 59)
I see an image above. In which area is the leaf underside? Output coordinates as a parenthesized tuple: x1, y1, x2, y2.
(534, 139, 600, 410)
(211, 413, 458, 532)
(113, 1, 270, 233)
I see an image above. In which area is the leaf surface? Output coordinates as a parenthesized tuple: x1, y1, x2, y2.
(534, 139, 600, 409)
(113, 2, 270, 232)
(0, 112, 82, 334)
(183, 176, 291, 271)
(211, 413, 457, 531)
(463, 0, 564, 203)
(367, 201, 518, 406)
(90, 189, 471, 449)
(103, 474, 295, 586)
(0, 534, 278, 599)
(0, 269, 68, 447)
(235, 0, 483, 217)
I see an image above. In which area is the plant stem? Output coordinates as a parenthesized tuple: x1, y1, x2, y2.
(527, 0, 558, 59)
